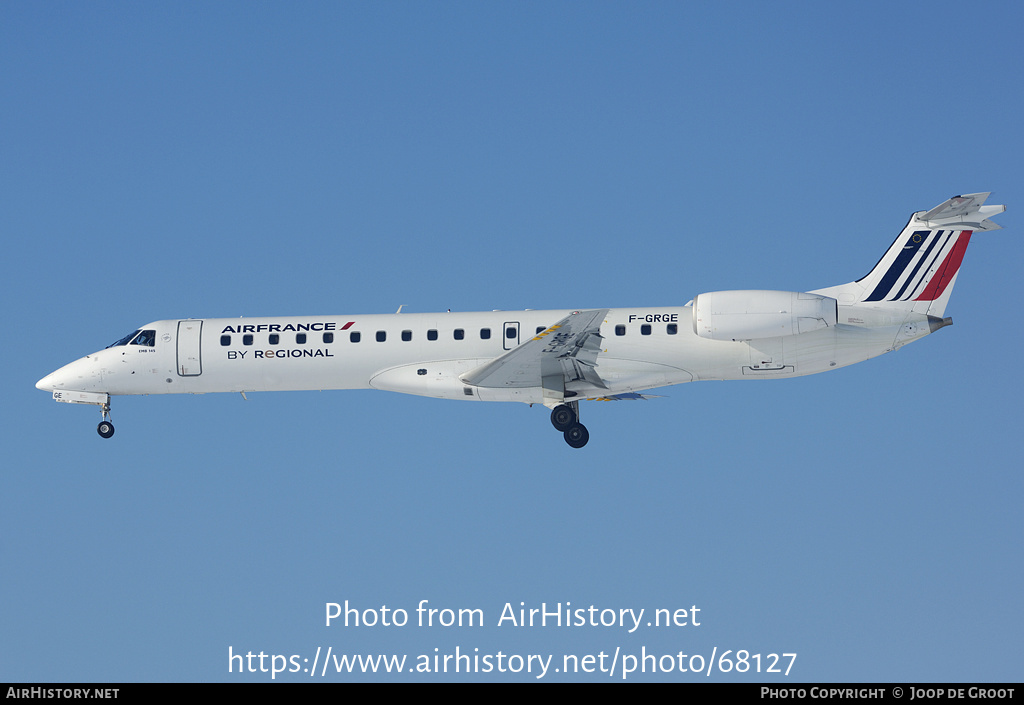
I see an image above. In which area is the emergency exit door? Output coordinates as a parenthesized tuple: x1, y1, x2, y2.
(502, 321, 520, 350)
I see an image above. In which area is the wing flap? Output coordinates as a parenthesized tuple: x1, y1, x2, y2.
(459, 309, 610, 395)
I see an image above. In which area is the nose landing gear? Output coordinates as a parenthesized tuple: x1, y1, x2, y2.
(48, 390, 116, 439)
(97, 401, 114, 439)
(550, 402, 589, 448)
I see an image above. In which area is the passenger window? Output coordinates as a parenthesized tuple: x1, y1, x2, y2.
(427, 329, 438, 341)
(480, 328, 491, 339)
(296, 333, 307, 344)
(323, 332, 334, 343)
(269, 334, 280, 345)
(454, 329, 464, 340)
(536, 326, 545, 334)
(667, 323, 678, 335)
(350, 331, 361, 343)
(641, 324, 651, 335)
(220, 335, 231, 346)
(615, 324, 626, 336)
(376, 331, 386, 342)
(243, 334, 254, 345)
(402, 330, 412, 342)
(506, 327, 516, 339)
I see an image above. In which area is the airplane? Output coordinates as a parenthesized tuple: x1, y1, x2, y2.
(36, 193, 1005, 448)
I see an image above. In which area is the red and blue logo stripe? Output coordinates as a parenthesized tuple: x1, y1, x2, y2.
(864, 230, 972, 302)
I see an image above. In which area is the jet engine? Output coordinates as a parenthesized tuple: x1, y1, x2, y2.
(691, 290, 837, 341)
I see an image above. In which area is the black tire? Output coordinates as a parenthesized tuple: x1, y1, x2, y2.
(97, 421, 115, 439)
(563, 423, 589, 449)
(550, 404, 577, 432)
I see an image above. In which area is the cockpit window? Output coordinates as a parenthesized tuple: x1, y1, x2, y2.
(132, 330, 156, 346)
(107, 330, 141, 348)
(106, 329, 156, 348)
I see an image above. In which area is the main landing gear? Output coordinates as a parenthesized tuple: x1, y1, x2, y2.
(97, 400, 114, 439)
(550, 402, 589, 449)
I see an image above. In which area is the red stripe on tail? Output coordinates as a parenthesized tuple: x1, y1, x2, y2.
(915, 231, 972, 301)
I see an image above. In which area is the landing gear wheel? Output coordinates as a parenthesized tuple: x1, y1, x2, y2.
(97, 420, 115, 439)
(550, 404, 577, 432)
(563, 423, 589, 449)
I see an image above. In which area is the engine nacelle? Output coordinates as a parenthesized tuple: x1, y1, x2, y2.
(692, 290, 837, 341)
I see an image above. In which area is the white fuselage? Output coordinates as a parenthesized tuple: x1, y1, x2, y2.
(36, 304, 931, 405)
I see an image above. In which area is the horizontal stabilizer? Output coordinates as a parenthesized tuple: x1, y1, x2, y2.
(917, 192, 1005, 231)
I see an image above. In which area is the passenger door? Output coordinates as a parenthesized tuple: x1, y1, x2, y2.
(176, 320, 203, 376)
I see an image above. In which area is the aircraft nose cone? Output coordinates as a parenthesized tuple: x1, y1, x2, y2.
(36, 356, 91, 392)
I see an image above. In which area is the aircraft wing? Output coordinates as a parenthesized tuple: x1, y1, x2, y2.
(459, 309, 610, 401)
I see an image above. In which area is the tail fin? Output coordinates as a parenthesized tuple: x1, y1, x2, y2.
(815, 193, 1005, 318)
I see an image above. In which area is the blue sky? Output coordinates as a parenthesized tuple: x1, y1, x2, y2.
(2, 1, 1021, 682)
